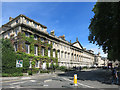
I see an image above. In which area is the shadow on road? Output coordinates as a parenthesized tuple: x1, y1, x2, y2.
(57, 69, 113, 85)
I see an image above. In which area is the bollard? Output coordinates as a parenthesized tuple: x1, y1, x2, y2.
(74, 74, 78, 86)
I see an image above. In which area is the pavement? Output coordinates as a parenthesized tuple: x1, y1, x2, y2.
(1, 68, 120, 89)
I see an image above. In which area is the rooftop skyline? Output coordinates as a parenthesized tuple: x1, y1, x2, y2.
(2, 2, 107, 57)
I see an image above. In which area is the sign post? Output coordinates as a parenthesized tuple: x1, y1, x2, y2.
(74, 74, 78, 86)
(16, 60, 23, 67)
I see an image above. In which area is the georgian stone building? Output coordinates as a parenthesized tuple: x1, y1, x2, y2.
(0, 14, 102, 69)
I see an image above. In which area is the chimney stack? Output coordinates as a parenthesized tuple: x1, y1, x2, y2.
(9, 17, 13, 21)
(76, 37, 78, 41)
(59, 35, 65, 40)
(50, 30, 55, 35)
(97, 52, 100, 56)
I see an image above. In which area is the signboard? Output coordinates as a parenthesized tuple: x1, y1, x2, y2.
(16, 60, 23, 67)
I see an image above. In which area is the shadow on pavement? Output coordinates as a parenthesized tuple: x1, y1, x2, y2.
(57, 69, 114, 85)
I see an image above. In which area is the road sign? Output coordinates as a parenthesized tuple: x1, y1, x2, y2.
(16, 60, 23, 67)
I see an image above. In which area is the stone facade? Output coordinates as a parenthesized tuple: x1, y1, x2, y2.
(0, 14, 104, 69)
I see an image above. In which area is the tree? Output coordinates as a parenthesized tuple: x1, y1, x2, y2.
(88, 2, 120, 61)
(2, 39, 21, 73)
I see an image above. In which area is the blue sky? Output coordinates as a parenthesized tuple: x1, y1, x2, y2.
(2, 2, 107, 57)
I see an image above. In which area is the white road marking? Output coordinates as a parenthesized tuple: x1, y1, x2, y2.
(43, 84, 49, 86)
(44, 79, 52, 83)
(21, 77, 31, 80)
(11, 81, 27, 85)
(30, 80, 36, 82)
(62, 77, 94, 88)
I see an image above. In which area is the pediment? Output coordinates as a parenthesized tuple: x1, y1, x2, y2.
(72, 41, 83, 49)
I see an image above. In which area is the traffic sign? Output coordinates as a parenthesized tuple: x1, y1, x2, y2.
(16, 60, 23, 67)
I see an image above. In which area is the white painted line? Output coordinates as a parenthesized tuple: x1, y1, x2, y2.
(44, 79, 52, 83)
(43, 84, 49, 86)
(21, 77, 31, 80)
(62, 77, 94, 88)
(30, 80, 36, 82)
(11, 81, 27, 85)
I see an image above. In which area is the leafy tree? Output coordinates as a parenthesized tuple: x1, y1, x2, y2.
(88, 2, 120, 61)
(2, 39, 21, 73)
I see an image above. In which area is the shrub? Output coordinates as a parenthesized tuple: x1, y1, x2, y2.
(2, 73, 23, 77)
(12, 73, 23, 77)
(2, 39, 18, 74)
(46, 62, 49, 69)
(2, 73, 9, 77)
(59, 66, 67, 71)
(40, 70, 50, 73)
(27, 70, 32, 75)
(55, 64, 59, 69)
(82, 66, 88, 69)
(31, 68, 39, 74)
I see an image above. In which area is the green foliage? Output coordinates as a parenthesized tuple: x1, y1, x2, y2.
(59, 66, 67, 71)
(2, 39, 22, 74)
(45, 47, 48, 56)
(50, 42, 53, 57)
(82, 66, 88, 70)
(55, 50, 57, 58)
(27, 70, 32, 75)
(40, 70, 50, 73)
(46, 62, 49, 69)
(31, 68, 39, 74)
(89, 2, 120, 61)
(16, 52, 29, 73)
(2, 73, 23, 77)
(17, 32, 25, 52)
(54, 64, 59, 69)
(17, 32, 53, 58)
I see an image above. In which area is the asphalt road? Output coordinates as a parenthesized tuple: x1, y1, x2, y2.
(1, 69, 120, 89)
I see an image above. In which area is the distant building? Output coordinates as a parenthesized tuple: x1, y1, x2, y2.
(0, 14, 105, 69)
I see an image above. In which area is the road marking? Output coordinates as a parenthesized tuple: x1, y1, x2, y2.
(44, 79, 52, 83)
(2, 77, 32, 83)
(62, 77, 94, 88)
(52, 75, 56, 77)
(21, 77, 31, 79)
(2, 79, 21, 83)
(11, 81, 27, 85)
(43, 84, 48, 86)
(30, 80, 36, 82)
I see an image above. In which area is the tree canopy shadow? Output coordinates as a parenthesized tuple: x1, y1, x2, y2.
(57, 69, 114, 85)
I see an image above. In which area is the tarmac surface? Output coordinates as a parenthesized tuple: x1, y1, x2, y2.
(1, 68, 120, 89)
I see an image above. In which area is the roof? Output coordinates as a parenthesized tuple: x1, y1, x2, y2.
(72, 40, 83, 49)
(2, 14, 47, 28)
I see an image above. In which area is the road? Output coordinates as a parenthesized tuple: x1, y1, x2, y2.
(1, 69, 120, 89)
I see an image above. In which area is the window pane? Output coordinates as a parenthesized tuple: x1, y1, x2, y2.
(25, 44, 29, 54)
(53, 50, 55, 57)
(34, 35, 37, 40)
(42, 48, 44, 56)
(34, 46, 36, 54)
(15, 43, 17, 51)
(15, 29, 17, 36)
(34, 46, 38, 55)
(36, 61, 38, 67)
(27, 20, 29, 24)
(25, 32, 29, 37)
(8, 32, 10, 38)
(16, 20, 18, 23)
(48, 49, 50, 57)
